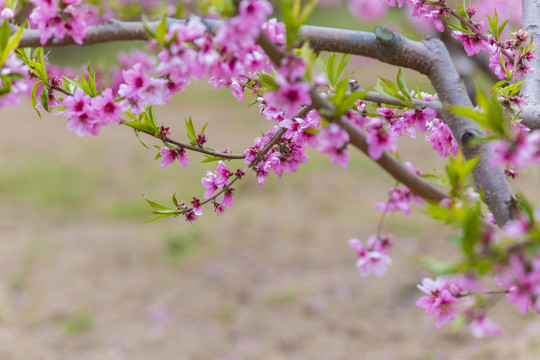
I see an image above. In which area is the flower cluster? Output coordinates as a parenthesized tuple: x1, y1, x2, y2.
(201, 161, 235, 209)
(348, 235, 393, 277)
(349, 98, 451, 161)
(495, 253, 540, 314)
(425, 119, 459, 158)
(0, 53, 29, 110)
(490, 129, 540, 172)
(416, 277, 465, 328)
(29, 0, 90, 45)
(61, 88, 127, 137)
(376, 186, 424, 215)
(262, 55, 312, 118)
(244, 123, 310, 185)
(318, 123, 350, 169)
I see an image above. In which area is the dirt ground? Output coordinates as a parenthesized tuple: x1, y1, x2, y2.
(1, 82, 540, 360)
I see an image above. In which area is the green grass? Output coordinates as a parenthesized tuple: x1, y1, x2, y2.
(162, 227, 203, 265)
(0, 157, 102, 211)
(61, 311, 94, 336)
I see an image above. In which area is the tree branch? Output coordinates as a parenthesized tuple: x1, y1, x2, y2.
(520, 105, 540, 130)
(160, 135, 245, 160)
(520, 0, 540, 115)
(349, 80, 443, 113)
(257, 33, 447, 203)
(299, 25, 519, 225)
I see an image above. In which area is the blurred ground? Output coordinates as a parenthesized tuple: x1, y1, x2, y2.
(2, 5, 540, 360)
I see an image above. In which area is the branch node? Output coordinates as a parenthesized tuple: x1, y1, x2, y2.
(461, 131, 475, 146)
(374, 26, 395, 46)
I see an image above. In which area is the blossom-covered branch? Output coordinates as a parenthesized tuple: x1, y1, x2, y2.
(256, 32, 447, 203)
(14, 14, 520, 225)
(298, 25, 519, 225)
(350, 80, 443, 114)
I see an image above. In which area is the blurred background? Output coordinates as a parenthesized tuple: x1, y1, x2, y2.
(1, 1, 540, 359)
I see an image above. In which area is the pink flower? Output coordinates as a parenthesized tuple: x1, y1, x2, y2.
(495, 254, 540, 314)
(215, 161, 233, 183)
(92, 88, 127, 124)
(349, 235, 393, 277)
(489, 130, 540, 171)
(402, 107, 437, 133)
(425, 119, 459, 158)
(376, 186, 424, 215)
(469, 316, 502, 338)
(318, 123, 350, 170)
(503, 218, 530, 238)
(386, 0, 403, 7)
(222, 188, 234, 207)
(190, 197, 203, 216)
(159, 148, 189, 168)
(348, 0, 388, 21)
(118, 63, 150, 100)
(29, 0, 88, 45)
(279, 109, 321, 148)
(0, 7, 13, 20)
(263, 76, 311, 117)
(451, 31, 487, 57)
(201, 164, 230, 199)
(365, 118, 397, 160)
(262, 18, 286, 45)
(416, 277, 463, 328)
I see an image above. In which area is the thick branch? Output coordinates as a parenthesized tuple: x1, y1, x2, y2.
(18, 19, 151, 47)
(520, 0, 540, 114)
(520, 105, 540, 129)
(300, 25, 519, 225)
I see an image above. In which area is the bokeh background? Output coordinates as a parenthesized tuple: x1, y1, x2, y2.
(1, 2, 540, 359)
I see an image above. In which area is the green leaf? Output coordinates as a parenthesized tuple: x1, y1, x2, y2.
(172, 193, 179, 208)
(155, 16, 168, 43)
(421, 173, 450, 187)
(200, 122, 208, 135)
(30, 81, 41, 117)
(420, 256, 459, 275)
(396, 68, 413, 106)
(185, 116, 196, 143)
(145, 198, 175, 212)
(258, 73, 279, 91)
(40, 86, 49, 112)
(336, 54, 352, 82)
(144, 213, 176, 222)
(142, 14, 157, 39)
(497, 20, 509, 39)
(460, 203, 481, 258)
(0, 22, 24, 67)
(459, 156, 480, 181)
(134, 128, 150, 150)
(326, 53, 335, 87)
(338, 90, 368, 113)
(517, 194, 535, 225)
(142, 108, 158, 134)
(123, 121, 154, 133)
(448, 106, 486, 125)
(0, 74, 12, 96)
(201, 156, 224, 163)
(0, 21, 11, 67)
